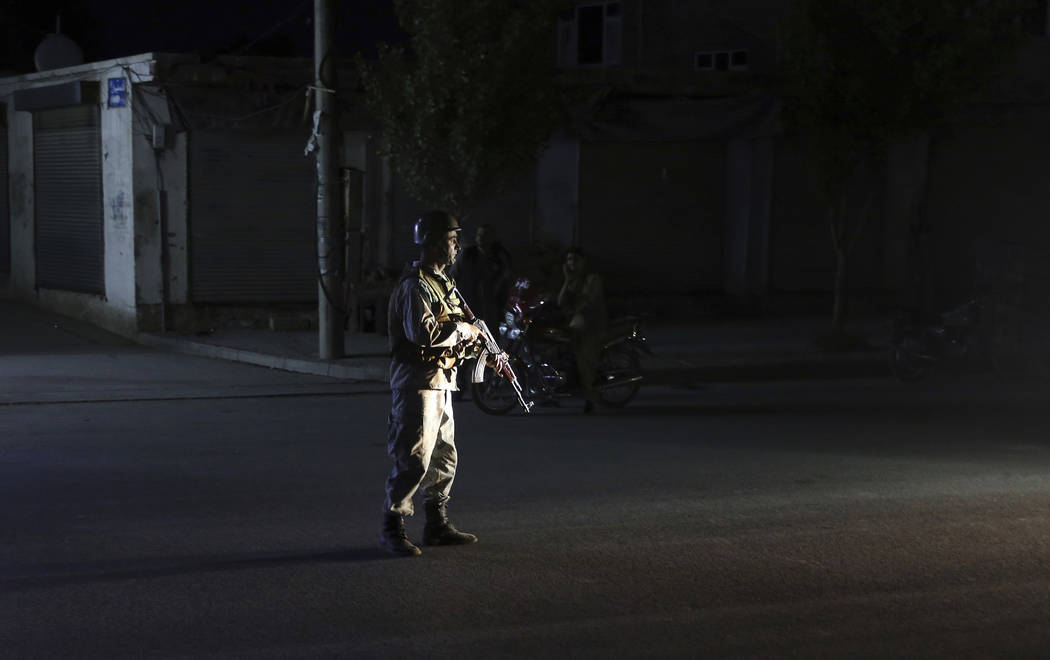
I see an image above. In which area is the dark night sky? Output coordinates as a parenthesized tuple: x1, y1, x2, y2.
(2, 0, 405, 72)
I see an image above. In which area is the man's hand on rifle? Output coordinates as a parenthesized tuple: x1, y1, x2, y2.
(484, 352, 502, 370)
(453, 291, 534, 414)
(485, 352, 511, 379)
(457, 321, 482, 344)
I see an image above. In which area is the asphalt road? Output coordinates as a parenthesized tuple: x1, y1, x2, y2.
(3, 332, 1050, 658)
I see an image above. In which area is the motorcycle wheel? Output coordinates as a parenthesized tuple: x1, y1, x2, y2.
(471, 360, 526, 416)
(597, 345, 642, 408)
(888, 343, 928, 381)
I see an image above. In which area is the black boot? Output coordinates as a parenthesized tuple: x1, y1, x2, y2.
(423, 500, 478, 546)
(379, 513, 422, 556)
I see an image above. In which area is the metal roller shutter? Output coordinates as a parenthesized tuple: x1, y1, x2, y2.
(34, 104, 104, 294)
(189, 131, 316, 303)
(0, 123, 9, 275)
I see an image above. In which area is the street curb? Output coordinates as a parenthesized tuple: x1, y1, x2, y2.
(136, 333, 389, 382)
(133, 334, 888, 386)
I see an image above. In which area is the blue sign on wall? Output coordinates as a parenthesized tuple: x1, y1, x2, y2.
(107, 77, 127, 108)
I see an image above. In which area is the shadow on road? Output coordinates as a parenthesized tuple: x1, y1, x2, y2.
(2, 546, 392, 592)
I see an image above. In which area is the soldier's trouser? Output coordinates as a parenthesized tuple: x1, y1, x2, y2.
(572, 329, 601, 404)
(384, 388, 457, 516)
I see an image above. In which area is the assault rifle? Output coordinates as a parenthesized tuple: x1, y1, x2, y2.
(453, 288, 533, 414)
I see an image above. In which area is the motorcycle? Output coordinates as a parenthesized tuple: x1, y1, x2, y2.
(471, 278, 651, 414)
(888, 298, 989, 381)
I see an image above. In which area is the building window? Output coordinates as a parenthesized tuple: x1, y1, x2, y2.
(695, 49, 749, 72)
(577, 5, 605, 64)
(558, 2, 622, 67)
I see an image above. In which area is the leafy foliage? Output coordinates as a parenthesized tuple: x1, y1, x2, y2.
(357, 0, 564, 216)
(780, 0, 1033, 329)
(782, 0, 1032, 194)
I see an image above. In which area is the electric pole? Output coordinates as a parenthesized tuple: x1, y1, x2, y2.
(315, 0, 344, 359)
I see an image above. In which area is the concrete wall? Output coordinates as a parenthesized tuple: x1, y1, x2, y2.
(725, 136, 773, 305)
(560, 0, 787, 75)
(0, 117, 8, 298)
(579, 138, 725, 295)
(131, 87, 188, 331)
(98, 70, 137, 333)
(5, 104, 33, 298)
(642, 0, 786, 73)
(534, 133, 579, 254)
(0, 55, 159, 337)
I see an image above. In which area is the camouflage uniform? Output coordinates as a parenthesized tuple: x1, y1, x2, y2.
(384, 262, 477, 516)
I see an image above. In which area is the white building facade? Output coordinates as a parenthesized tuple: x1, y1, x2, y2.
(0, 53, 389, 336)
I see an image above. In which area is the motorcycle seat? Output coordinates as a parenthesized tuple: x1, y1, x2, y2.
(536, 316, 643, 348)
(538, 326, 572, 343)
(602, 317, 643, 348)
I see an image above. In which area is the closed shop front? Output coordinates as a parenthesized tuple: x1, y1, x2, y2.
(189, 130, 317, 303)
(0, 115, 8, 276)
(34, 104, 103, 293)
(579, 139, 725, 294)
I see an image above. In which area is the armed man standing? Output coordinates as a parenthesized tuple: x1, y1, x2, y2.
(380, 210, 484, 556)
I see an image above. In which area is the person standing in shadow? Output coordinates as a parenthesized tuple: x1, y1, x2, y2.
(557, 246, 607, 414)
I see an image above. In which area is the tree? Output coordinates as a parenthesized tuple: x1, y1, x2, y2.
(781, 0, 1032, 334)
(356, 0, 564, 217)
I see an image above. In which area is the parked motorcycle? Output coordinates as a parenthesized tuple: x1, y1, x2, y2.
(471, 278, 651, 414)
(888, 298, 989, 381)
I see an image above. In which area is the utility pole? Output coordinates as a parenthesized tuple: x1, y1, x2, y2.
(315, 0, 344, 359)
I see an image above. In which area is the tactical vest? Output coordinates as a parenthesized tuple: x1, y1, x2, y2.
(404, 267, 475, 370)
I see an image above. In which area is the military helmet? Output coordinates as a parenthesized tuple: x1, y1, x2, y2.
(413, 210, 461, 245)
